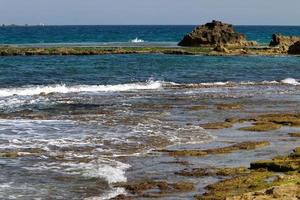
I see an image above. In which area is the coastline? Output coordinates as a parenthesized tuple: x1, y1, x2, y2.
(0, 45, 294, 57)
(1, 78, 300, 199)
(0, 24, 299, 199)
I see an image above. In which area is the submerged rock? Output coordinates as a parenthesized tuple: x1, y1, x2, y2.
(250, 147, 300, 172)
(201, 121, 234, 129)
(288, 132, 300, 137)
(195, 147, 300, 200)
(178, 20, 256, 47)
(115, 181, 194, 196)
(288, 41, 300, 54)
(161, 141, 270, 157)
(216, 103, 242, 110)
(239, 122, 282, 132)
(176, 167, 249, 177)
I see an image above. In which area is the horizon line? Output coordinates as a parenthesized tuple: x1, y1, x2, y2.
(1, 24, 300, 27)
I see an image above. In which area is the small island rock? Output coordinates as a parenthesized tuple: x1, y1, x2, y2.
(269, 34, 300, 53)
(178, 20, 256, 47)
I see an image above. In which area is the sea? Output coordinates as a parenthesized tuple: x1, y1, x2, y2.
(0, 25, 300, 200)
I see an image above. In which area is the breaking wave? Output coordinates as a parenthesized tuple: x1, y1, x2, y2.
(167, 78, 300, 88)
(0, 78, 299, 98)
(280, 78, 300, 85)
(0, 81, 163, 97)
(130, 37, 144, 43)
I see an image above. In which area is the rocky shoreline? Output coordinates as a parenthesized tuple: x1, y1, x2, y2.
(0, 21, 299, 57)
(0, 45, 298, 57)
(1, 91, 300, 199)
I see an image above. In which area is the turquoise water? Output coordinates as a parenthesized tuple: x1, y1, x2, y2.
(0, 25, 300, 45)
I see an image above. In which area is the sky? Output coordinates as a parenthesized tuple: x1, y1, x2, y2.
(0, 0, 300, 25)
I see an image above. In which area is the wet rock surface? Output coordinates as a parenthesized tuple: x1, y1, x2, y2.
(250, 148, 300, 172)
(194, 148, 300, 200)
(228, 184, 300, 200)
(114, 181, 195, 198)
(239, 122, 282, 132)
(160, 141, 270, 157)
(176, 167, 249, 177)
(289, 132, 300, 137)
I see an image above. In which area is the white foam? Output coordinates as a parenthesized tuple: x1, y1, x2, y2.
(60, 158, 130, 184)
(130, 37, 144, 43)
(200, 81, 231, 86)
(0, 81, 162, 97)
(281, 78, 300, 85)
(174, 78, 300, 88)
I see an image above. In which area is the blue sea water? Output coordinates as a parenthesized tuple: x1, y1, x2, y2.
(0, 55, 300, 88)
(1, 26, 300, 200)
(0, 25, 299, 45)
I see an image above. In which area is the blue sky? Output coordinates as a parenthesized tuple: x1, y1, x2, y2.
(0, 0, 300, 25)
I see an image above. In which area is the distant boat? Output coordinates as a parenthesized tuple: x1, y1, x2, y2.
(39, 23, 45, 26)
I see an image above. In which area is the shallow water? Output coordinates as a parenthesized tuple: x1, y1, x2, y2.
(0, 54, 300, 199)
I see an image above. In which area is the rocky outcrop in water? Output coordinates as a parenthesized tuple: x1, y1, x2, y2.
(178, 20, 256, 47)
(269, 34, 300, 47)
(288, 41, 300, 54)
(269, 34, 300, 52)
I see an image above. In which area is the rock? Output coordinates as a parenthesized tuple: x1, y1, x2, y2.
(269, 34, 300, 53)
(239, 122, 282, 132)
(188, 105, 208, 111)
(201, 121, 234, 129)
(288, 132, 300, 137)
(195, 171, 274, 200)
(195, 148, 300, 200)
(115, 181, 194, 195)
(110, 194, 132, 200)
(288, 41, 300, 54)
(270, 34, 300, 47)
(196, 171, 300, 200)
(178, 20, 256, 47)
(161, 141, 270, 157)
(216, 103, 242, 110)
(250, 147, 300, 172)
(213, 45, 230, 53)
(176, 167, 249, 177)
(228, 185, 300, 200)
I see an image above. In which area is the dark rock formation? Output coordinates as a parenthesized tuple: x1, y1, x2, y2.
(178, 20, 256, 47)
(269, 34, 300, 47)
(288, 41, 300, 54)
(269, 34, 300, 53)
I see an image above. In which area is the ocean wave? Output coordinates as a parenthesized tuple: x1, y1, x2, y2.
(166, 78, 300, 88)
(280, 78, 300, 85)
(130, 37, 144, 43)
(0, 78, 299, 98)
(0, 81, 163, 97)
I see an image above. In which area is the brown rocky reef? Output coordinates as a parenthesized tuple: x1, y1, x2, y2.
(196, 147, 300, 200)
(178, 20, 256, 47)
(269, 34, 300, 53)
(288, 41, 300, 54)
